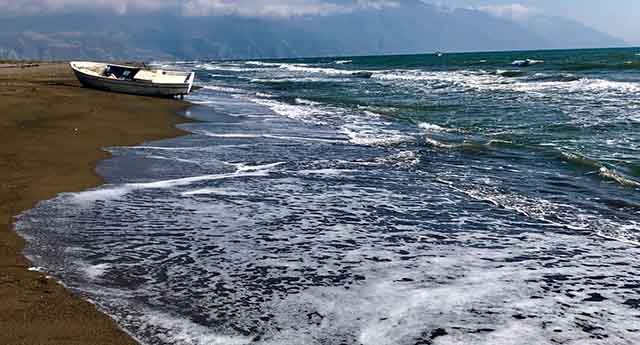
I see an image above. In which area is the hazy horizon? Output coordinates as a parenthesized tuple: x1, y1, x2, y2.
(430, 0, 640, 45)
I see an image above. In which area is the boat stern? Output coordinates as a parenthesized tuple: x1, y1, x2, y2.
(186, 72, 196, 94)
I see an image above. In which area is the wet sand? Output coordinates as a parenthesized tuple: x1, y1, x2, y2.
(0, 62, 189, 344)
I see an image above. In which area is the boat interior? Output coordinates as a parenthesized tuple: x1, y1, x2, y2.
(103, 65, 140, 80)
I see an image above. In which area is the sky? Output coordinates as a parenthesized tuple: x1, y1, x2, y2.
(432, 0, 640, 45)
(1, 0, 638, 44)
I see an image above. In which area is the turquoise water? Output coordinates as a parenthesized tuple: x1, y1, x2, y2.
(17, 48, 640, 344)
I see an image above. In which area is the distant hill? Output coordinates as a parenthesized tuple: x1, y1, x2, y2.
(517, 15, 627, 49)
(0, 0, 627, 60)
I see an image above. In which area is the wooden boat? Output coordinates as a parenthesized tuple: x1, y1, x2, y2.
(70, 61, 195, 98)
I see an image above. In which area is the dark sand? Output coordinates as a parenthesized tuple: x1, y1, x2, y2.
(0, 62, 189, 344)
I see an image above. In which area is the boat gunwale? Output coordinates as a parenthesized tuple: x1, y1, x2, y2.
(74, 71, 191, 89)
(69, 61, 195, 97)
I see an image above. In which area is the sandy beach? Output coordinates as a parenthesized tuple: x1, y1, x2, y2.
(0, 62, 189, 344)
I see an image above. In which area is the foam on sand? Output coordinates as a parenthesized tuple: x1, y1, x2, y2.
(295, 168, 355, 176)
(252, 233, 640, 345)
(181, 188, 249, 197)
(139, 311, 252, 345)
(69, 162, 284, 204)
(198, 130, 345, 144)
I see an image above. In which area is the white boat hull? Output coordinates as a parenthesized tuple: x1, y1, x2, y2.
(70, 62, 195, 98)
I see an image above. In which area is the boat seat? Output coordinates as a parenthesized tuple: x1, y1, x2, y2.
(134, 69, 188, 84)
(133, 70, 155, 81)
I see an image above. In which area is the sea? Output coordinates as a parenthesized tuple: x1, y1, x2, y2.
(16, 48, 640, 345)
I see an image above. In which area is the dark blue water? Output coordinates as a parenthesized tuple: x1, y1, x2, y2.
(17, 48, 640, 344)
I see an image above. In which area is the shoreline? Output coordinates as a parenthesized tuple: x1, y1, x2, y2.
(0, 62, 190, 344)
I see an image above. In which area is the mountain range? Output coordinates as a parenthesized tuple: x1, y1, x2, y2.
(0, 0, 627, 60)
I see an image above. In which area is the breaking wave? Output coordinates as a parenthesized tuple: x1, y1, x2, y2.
(526, 73, 581, 82)
(511, 59, 545, 67)
(495, 69, 526, 78)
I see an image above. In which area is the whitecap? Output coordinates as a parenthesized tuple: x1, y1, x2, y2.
(342, 127, 414, 146)
(208, 74, 239, 79)
(424, 137, 456, 149)
(249, 97, 334, 124)
(81, 263, 110, 280)
(201, 85, 245, 93)
(195, 64, 253, 72)
(418, 122, 452, 133)
(511, 59, 544, 67)
(362, 110, 383, 118)
(438, 177, 640, 245)
(231, 161, 286, 172)
(595, 222, 640, 246)
(278, 63, 371, 77)
(598, 167, 640, 188)
(251, 77, 344, 84)
(294, 98, 321, 106)
(496, 69, 525, 77)
(376, 150, 420, 167)
(296, 168, 354, 176)
(255, 92, 274, 98)
(244, 61, 282, 67)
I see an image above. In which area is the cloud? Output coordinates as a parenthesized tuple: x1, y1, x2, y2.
(0, 0, 399, 17)
(182, 0, 346, 17)
(0, 0, 167, 15)
(475, 3, 541, 20)
(0, 0, 169, 15)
